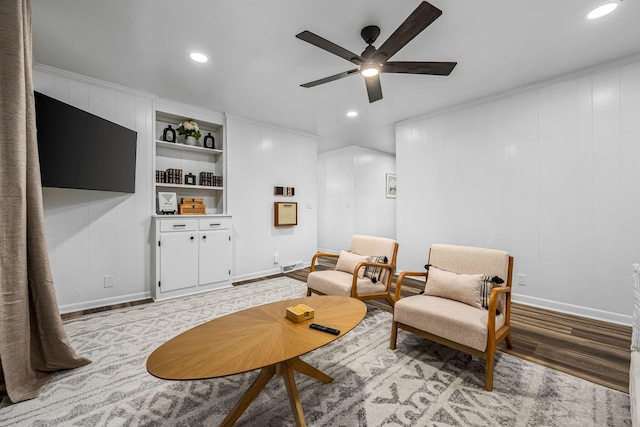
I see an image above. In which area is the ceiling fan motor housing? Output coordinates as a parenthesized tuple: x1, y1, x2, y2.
(361, 25, 381, 45)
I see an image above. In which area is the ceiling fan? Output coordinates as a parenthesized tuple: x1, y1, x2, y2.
(296, 1, 457, 103)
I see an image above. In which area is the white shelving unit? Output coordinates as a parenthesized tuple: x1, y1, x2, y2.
(153, 102, 226, 215)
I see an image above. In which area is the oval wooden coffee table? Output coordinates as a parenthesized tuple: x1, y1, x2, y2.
(147, 295, 367, 427)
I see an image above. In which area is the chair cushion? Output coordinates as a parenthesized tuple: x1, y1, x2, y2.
(394, 295, 506, 352)
(307, 270, 387, 296)
(424, 266, 504, 310)
(335, 250, 367, 278)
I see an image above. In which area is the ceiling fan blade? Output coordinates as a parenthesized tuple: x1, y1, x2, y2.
(364, 75, 383, 103)
(382, 61, 457, 75)
(372, 1, 442, 64)
(300, 69, 360, 88)
(296, 31, 364, 65)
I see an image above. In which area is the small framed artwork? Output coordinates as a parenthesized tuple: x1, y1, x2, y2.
(386, 173, 396, 199)
(274, 202, 298, 226)
(158, 192, 177, 214)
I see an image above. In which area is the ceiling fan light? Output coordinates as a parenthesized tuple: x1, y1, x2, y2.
(361, 67, 379, 77)
(586, 2, 618, 20)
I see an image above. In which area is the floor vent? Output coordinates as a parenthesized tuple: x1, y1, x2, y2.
(281, 261, 304, 273)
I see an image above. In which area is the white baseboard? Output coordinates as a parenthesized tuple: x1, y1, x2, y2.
(232, 261, 311, 283)
(512, 294, 632, 326)
(59, 291, 151, 314)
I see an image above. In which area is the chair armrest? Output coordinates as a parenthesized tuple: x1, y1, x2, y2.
(394, 271, 428, 301)
(347, 261, 397, 297)
(487, 286, 512, 333)
(310, 252, 339, 272)
(355, 260, 396, 272)
(488, 286, 511, 312)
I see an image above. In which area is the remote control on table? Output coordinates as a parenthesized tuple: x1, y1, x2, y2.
(309, 323, 340, 335)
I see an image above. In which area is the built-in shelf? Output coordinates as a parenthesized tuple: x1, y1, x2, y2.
(155, 183, 223, 191)
(155, 140, 223, 156)
(153, 100, 226, 215)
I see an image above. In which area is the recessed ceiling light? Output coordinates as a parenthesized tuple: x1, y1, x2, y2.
(347, 111, 358, 117)
(586, 2, 618, 20)
(190, 52, 208, 63)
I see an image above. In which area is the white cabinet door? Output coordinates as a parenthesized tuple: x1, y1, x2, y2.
(159, 232, 198, 292)
(199, 229, 231, 286)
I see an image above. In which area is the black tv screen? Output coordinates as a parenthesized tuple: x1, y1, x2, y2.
(34, 91, 138, 193)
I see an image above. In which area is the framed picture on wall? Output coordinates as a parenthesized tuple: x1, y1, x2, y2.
(386, 173, 396, 199)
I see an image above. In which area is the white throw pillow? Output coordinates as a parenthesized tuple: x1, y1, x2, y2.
(424, 266, 504, 311)
(335, 250, 367, 278)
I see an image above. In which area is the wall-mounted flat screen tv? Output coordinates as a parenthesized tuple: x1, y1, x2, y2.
(34, 91, 138, 193)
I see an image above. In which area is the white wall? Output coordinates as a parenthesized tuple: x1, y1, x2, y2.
(396, 58, 640, 325)
(317, 146, 396, 253)
(33, 65, 154, 313)
(34, 67, 320, 311)
(226, 115, 318, 280)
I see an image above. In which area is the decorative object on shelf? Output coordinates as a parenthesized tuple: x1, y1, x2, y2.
(162, 125, 176, 143)
(386, 173, 396, 199)
(203, 132, 215, 149)
(156, 170, 167, 183)
(179, 198, 206, 215)
(158, 192, 177, 214)
(166, 168, 183, 184)
(177, 119, 201, 145)
(199, 172, 223, 187)
(181, 197, 203, 204)
(274, 186, 295, 196)
(274, 202, 298, 226)
(185, 173, 196, 185)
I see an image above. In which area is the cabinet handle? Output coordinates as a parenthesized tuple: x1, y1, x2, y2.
(190, 236, 194, 240)
(209, 223, 221, 227)
(202, 235, 207, 240)
(172, 224, 187, 228)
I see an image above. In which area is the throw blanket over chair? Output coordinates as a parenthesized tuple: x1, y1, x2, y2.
(390, 243, 514, 391)
(307, 235, 398, 306)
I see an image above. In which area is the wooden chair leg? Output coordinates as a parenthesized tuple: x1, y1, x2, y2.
(505, 332, 513, 349)
(484, 350, 495, 392)
(385, 293, 395, 307)
(390, 321, 398, 350)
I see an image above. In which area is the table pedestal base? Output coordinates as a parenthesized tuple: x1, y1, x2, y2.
(219, 357, 333, 427)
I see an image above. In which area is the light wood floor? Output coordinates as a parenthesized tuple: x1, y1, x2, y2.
(283, 261, 632, 394)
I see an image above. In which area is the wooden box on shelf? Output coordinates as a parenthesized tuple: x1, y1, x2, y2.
(179, 198, 206, 215)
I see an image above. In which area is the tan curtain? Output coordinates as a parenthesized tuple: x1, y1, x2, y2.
(0, 0, 90, 403)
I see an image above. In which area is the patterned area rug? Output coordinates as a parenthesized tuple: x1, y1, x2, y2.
(0, 277, 630, 426)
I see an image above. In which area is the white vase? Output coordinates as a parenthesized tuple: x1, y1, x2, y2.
(185, 135, 197, 146)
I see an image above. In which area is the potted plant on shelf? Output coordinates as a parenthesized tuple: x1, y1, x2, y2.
(177, 120, 202, 146)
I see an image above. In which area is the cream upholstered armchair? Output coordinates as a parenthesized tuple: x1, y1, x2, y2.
(390, 243, 514, 391)
(307, 235, 399, 306)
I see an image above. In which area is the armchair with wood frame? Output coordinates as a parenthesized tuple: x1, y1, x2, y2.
(306, 235, 398, 307)
(390, 243, 514, 391)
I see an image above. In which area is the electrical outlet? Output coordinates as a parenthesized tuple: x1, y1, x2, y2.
(517, 274, 526, 286)
(104, 275, 115, 288)
(274, 254, 279, 264)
